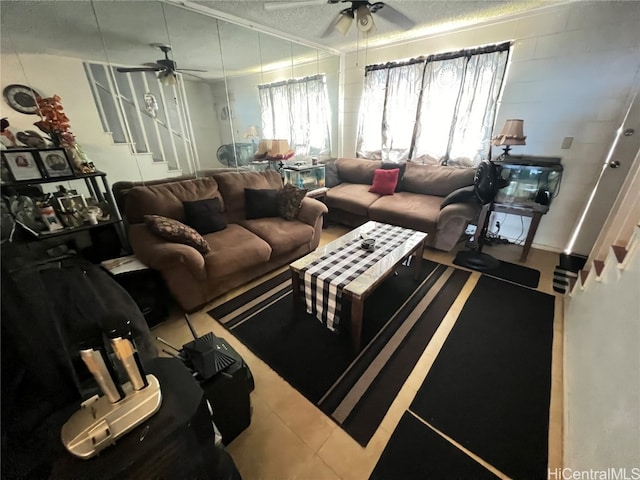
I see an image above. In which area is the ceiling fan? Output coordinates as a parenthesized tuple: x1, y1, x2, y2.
(116, 44, 205, 85)
(265, 0, 415, 37)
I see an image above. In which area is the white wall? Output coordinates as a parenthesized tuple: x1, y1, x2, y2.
(341, 2, 640, 253)
(0, 53, 220, 185)
(564, 234, 640, 471)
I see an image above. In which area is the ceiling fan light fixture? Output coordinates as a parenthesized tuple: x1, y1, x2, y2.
(335, 10, 354, 35)
(356, 5, 374, 32)
(158, 70, 177, 86)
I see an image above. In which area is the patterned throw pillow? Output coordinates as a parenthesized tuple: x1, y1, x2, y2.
(277, 183, 308, 220)
(144, 215, 211, 254)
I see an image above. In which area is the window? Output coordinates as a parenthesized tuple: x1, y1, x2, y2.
(258, 74, 331, 156)
(84, 62, 197, 172)
(356, 43, 510, 167)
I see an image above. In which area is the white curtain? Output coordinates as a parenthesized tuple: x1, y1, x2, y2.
(356, 44, 510, 167)
(259, 74, 331, 156)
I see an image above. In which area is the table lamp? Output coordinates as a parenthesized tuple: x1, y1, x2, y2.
(492, 119, 526, 157)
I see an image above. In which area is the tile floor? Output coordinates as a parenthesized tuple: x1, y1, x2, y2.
(152, 225, 564, 479)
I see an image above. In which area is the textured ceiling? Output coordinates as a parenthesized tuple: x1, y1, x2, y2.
(193, 0, 557, 52)
(1, 0, 561, 80)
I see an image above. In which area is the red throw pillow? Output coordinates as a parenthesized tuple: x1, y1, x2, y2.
(369, 168, 400, 195)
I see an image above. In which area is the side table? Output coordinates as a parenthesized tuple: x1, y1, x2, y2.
(475, 202, 548, 262)
(101, 255, 169, 327)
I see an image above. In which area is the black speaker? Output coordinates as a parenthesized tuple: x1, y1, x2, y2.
(198, 337, 253, 446)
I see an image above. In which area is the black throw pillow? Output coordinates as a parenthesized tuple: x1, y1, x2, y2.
(245, 188, 279, 219)
(183, 198, 227, 234)
(440, 185, 478, 210)
(381, 162, 407, 191)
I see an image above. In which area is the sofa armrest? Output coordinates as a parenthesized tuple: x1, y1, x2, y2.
(297, 197, 328, 226)
(437, 201, 480, 225)
(128, 224, 207, 281)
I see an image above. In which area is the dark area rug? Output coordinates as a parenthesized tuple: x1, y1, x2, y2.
(370, 412, 499, 480)
(410, 275, 555, 479)
(453, 250, 540, 288)
(208, 260, 470, 446)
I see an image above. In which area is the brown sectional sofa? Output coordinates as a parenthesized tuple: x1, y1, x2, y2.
(325, 158, 480, 251)
(120, 169, 327, 312)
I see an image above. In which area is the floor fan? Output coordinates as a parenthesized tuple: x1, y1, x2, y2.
(454, 160, 510, 271)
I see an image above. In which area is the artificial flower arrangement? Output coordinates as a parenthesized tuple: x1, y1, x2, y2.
(34, 94, 76, 147)
(33, 94, 95, 173)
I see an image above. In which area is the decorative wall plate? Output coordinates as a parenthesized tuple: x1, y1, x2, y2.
(3, 84, 41, 115)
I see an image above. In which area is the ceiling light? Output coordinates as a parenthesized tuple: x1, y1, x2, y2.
(356, 5, 374, 33)
(335, 10, 354, 36)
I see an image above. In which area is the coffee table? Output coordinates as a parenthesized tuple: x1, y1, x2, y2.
(290, 221, 427, 351)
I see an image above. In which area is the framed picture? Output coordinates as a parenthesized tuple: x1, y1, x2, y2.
(1, 149, 43, 182)
(39, 148, 74, 178)
(57, 193, 87, 213)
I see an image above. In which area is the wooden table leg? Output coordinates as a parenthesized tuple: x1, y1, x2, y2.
(290, 268, 301, 311)
(413, 238, 425, 280)
(350, 296, 364, 351)
(520, 211, 542, 262)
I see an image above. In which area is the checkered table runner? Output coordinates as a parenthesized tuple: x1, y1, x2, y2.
(301, 223, 418, 331)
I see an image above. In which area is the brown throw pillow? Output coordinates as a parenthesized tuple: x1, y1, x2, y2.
(144, 214, 211, 254)
(277, 183, 308, 220)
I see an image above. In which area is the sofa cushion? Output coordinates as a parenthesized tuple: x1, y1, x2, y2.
(325, 183, 381, 216)
(368, 193, 442, 233)
(277, 183, 307, 220)
(381, 162, 406, 191)
(245, 188, 279, 219)
(144, 214, 211, 254)
(183, 198, 227, 234)
(323, 159, 341, 187)
(214, 170, 283, 224)
(399, 163, 475, 197)
(440, 186, 477, 209)
(125, 177, 222, 225)
(335, 158, 381, 185)
(369, 168, 399, 195)
(203, 224, 272, 278)
(242, 217, 315, 257)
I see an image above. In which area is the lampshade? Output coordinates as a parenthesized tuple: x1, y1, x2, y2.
(255, 139, 294, 160)
(335, 10, 354, 35)
(158, 70, 177, 86)
(492, 119, 526, 146)
(356, 5, 375, 32)
(267, 139, 293, 158)
(243, 125, 259, 140)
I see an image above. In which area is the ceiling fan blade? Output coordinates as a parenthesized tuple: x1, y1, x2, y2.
(176, 68, 207, 72)
(117, 66, 163, 72)
(180, 71, 205, 80)
(143, 62, 165, 68)
(375, 3, 415, 30)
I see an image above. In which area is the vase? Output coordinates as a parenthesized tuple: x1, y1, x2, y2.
(65, 143, 95, 174)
